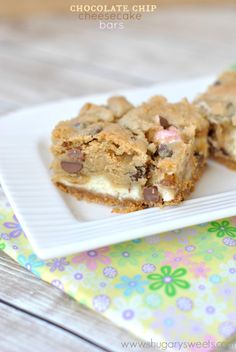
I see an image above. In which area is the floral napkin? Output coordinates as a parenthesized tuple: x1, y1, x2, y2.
(0, 185, 236, 350)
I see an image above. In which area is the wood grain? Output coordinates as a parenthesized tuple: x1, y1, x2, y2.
(0, 6, 236, 116)
(0, 6, 236, 351)
(0, 302, 105, 352)
(0, 251, 144, 352)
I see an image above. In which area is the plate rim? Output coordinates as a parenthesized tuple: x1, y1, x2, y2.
(1, 75, 236, 259)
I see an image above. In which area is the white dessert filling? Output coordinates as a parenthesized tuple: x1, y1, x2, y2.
(157, 185, 176, 202)
(60, 176, 176, 202)
(61, 176, 142, 201)
(223, 127, 236, 159)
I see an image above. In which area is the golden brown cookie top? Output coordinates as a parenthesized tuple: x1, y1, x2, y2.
(119, 96, 207, 140)
(52, 95, 208, 161)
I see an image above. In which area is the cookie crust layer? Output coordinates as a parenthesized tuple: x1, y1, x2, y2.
(55, 156, 205, 213)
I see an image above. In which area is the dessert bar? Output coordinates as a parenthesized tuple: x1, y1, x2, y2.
(196, 70, 236, 170)
(51, 96, 208, 212)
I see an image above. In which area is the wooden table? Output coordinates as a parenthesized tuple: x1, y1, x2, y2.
(1, 6, 236, 351)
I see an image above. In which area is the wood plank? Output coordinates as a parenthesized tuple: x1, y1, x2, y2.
(0, 302, 105, 352)
(0, 7, 235, 113)
(0, 251, 144, 352)
(0, 46, 132, 110)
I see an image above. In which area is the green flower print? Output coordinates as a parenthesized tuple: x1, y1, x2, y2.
(208, 220, 236, 238)
(110, 243, 142, 266)
(147, 265, 190, 297)
(0, 242, 6, 250)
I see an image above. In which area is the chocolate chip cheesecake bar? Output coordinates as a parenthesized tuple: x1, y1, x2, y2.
(51, 96, 208, 212)
(195, 70, 236, 170)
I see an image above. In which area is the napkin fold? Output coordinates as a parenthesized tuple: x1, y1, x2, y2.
(1, 187, 236, 350)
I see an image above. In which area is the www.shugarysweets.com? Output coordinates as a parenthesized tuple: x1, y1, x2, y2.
(69, 3, 158, 29)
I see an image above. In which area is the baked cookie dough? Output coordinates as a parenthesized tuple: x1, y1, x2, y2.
(195, 70, 236, 170)
(51, 95, 208, 212)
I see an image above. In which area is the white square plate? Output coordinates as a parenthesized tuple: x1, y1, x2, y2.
(1, 76, 236, 259)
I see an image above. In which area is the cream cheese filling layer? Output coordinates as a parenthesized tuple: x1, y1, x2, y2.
(59, 175, 176, 202)
(157, 185, 176, 202)
(223, 127, 236, 160)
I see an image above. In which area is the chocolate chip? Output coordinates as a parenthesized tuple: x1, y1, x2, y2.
(143, 186, 160, 202)
(62, 141, 72, 148)
(130, 167, 146, 182)
(226, 102, 233, 109)
(209, 145, 229, 157)
(157, 144, 173, 158)
(89, 126, 103, 135)
(226, 102, 235, 117)
(61, 161, 83, 174)
(73, 122, 88, 129)
(194, 152, 204, 165)
(213, 81, 221, 86)
(209, 143, 217, 154)
(80, 125, 103, 136)
(208, 126, 216, 138)
(67, 148, 84, 161)
(221, 148, 229, 156)
(159, 116, 170, 129)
